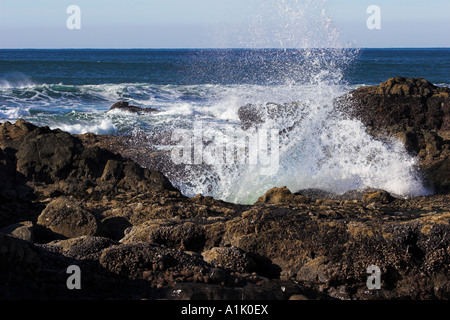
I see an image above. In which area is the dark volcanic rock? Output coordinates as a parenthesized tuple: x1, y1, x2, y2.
(1, 118, 450, 300)
(0, 221, 35, 242)
(0, 232, 42, 299)
(218, 201, 450, 299)
(0, 119, 38, 151)
(202, 246, 256, 273)
(0, 143, 40, 229)
(64, 236, 118, 260)
(37, 197, 101, 240)
(16, 126, 84, 184)
(361, 190, 396, 204)
(109, 101, 158, 114)
(0, 120, 179, 199)
(238, 102, 306, 130)
(256, 186, 309, 204)
(99, 242, 207, 279)
(340, 77, 450, 132)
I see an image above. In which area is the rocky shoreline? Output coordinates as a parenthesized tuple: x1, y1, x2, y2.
(0, 77, 449, 300)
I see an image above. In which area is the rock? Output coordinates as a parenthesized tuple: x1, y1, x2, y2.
(99, 242, 208, 279)
(47, 236, 90, 252)
(202, 246, 255, 273)
(0, 119, 38, 150)
(64, 236, 118, 260)
(166, 280, 291, 300)
(393, 130, 444, 157)
(397, 129, 449, 193)
(294, 188, 381, 202)
(294, 188, 339, 201)
(37, 197, 101, 240)
(15, 127, 84, 184)
(375, 77, 438, 97)
(100, 159, 123, 181)
(423, 157, 450, 194)
(122, 221, 207, 252)
(339, 77, 450, 194)
(289, 294, 309, 300)
(238, 102, 305, 129)
(393, 130, 423, 154)
(0, 147, 37, 229)
(390, 128, 449, 193)
(115, 160, 178, 193)
(422, 131, 443, 157)
(1, 120, 180, 199)
(0, 232, 42, 299)
(256, 186, 309, 204)
(215, 198, 450, 299)
(341, 77, 450, 131)
(362, 190, 396, 204)
(1, 119, 450, 300)
(296, 256, 329, 284)
(47, 235, 118, 260)
(0, 221, 35, 242)
(109, 101, 157, 114)
(238, 103, 266, 126)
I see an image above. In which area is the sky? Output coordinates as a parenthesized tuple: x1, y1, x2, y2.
(0, 0, 449, 48)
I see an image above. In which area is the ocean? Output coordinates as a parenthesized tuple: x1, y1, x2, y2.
(1, 48, 449, 203)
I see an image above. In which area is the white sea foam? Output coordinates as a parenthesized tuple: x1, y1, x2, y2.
(156, 103, 195, 117)
(164, 0, 429, 204)
(53, 118, 117, 135)
(0, 107, 30, 119)
(173, 82, 428, 204)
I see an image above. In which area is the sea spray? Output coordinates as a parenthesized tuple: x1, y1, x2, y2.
(167, 0, 428, 203)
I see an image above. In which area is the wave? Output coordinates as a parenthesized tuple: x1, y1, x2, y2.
(0, 83, 123, 110)
(0, 107, 30, 119)
(0, 79, 430, 203)
(52, 118, 117, 135)
(176, 84, 427, 204)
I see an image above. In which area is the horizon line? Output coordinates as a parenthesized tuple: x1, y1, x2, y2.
(1, 46, 449, 50)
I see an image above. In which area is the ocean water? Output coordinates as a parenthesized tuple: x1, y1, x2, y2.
(1, 48, 449, 203)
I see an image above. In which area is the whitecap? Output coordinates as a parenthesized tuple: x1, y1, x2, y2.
(0, 107, 31, 119)
(52, 119, 117, 135)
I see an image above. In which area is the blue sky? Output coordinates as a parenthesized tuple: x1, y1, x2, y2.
(0, 0, 449, 48)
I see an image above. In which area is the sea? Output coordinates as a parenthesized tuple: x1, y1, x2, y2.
(1, 48, 449, 203)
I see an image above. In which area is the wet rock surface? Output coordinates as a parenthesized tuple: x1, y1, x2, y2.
(109, 101, 158, 114)
(340, 77, 450, 132)
(340, 77, 450, 194)
(0, 79, 449, 300)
